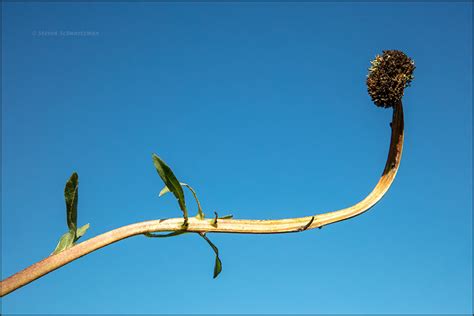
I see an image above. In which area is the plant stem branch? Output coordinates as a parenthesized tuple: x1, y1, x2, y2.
(0, 103, 404, 297)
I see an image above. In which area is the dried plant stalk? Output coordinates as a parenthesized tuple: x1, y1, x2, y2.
(0, 101, 404, 297)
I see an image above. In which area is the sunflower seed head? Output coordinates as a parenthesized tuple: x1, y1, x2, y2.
(366, 50, 415, 108)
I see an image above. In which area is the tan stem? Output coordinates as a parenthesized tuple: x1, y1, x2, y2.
(0, 102, 404, 297)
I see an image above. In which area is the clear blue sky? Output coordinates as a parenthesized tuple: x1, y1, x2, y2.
(1, 2, 472, 314)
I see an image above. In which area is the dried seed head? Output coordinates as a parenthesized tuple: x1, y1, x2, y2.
(366, 50, 415, 108)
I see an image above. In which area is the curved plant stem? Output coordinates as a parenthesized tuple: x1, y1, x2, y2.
(0, 102, 404, 297)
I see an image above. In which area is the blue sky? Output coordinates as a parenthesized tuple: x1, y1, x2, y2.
(1, 2, 472, 314)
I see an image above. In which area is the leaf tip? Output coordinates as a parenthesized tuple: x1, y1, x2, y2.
(213, 258, 222, 279)
(68, 172, 79, 184)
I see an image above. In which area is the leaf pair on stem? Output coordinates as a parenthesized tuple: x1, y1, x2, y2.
(151, 154, 224, 278)
(51, 155, 225, 279)
(52, 173, 90, 255)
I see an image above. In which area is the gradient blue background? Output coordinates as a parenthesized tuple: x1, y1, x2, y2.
(1, 2, 472, 314)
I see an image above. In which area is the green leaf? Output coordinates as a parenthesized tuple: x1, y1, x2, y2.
(159, 186, 170, 197)
(199, 233, 222, 279)
(64, 172, 79, 232)
(152, 154, 187, 220)
(51, 230, 75, 255)
(181, 183, 204, 220)
(144, 230, 187, 238)
(75, 223, 90, 241)
(219, 214, 233, 219)
(51, 173, 90, 255)
(159, 182, 204, 220)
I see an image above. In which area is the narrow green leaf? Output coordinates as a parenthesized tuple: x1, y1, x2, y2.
(199, 233, 222, 279)
(219, 214, 233, 219)
(159, 186, 170, 197)
(64, 172, 79, 232)
(152, 154, 187, 220)
(144, 230, 187, 238)
(213, 255, 222, 279)
(75, 223, 90, 240)
(51, 230, 75, 255)
(181, 183, 204, 220)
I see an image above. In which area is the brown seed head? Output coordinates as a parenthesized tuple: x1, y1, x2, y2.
(366, 50, 415, 108)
